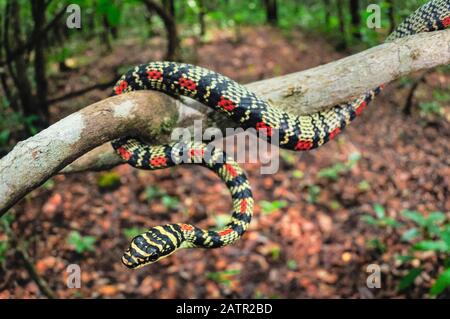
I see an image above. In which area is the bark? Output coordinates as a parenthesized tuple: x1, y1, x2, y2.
(162, 0, 176, 18)
(1, 29, 450, 215)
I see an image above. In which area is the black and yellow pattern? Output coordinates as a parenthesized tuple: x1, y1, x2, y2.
(111, 0, 450, 269)
(112, 139, 253, 269)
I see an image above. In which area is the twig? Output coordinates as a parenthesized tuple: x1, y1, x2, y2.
(403, 71, 431, 115)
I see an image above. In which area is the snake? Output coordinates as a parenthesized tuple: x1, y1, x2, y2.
(110, 0, 450, 269)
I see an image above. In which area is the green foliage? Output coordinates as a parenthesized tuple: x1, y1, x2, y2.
(364, 208, 450, 296)
(361, 204, 403, 228)
(286, 259, 297, 270)
(398, 268, 423, 291)
(0, 212, 14, 266)
(366, 238, 387, 253)
(144, 186, 180, 210)
(207, 269, 240, 286)
(433, 89, 450, 103)
(97, 171, 121, 190)
(307, 185, 321, 204)
(292, 170, 304, 179)
(259, 200, 287, 215)
(97, 0, 122, 26)
(357, 180, 371, 192)
(0, 100, 39, 154)
(317, 152, 362, 181)
(67, 231, 97, 253)
(161, 195, 180, 210)
(418, 101, 443, 117)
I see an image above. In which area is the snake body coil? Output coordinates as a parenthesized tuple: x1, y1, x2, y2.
(111, 0, 450, 269)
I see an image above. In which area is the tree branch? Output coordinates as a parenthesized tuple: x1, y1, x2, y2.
(1, 29, 450, 215)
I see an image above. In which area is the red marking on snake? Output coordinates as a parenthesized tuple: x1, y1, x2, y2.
(329, 127, 341, 140)
(181, 224, 194, 231)
(240, 199, 247, 213)
(179, 77, 197, 90)
(117, 147, 131, 161)
(189, 149, 205, 157)
(147, 69, 162, 80)
(218, 96, 236, 111)
(218, 228, 233, 236)
(150, 156, 167, 167)
(295, 140, 313, 151)
(224, 163, 238, 177)
(114, 80, 128, 95)
(256, 122, 273, 137)
(355, 101, 367, 116)
(443, 17, 450, 27)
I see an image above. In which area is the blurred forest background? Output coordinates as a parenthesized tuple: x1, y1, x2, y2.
(0, 0, 449, 298)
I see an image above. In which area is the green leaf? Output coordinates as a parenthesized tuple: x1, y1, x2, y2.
(401, 210, 426, 227)
(373, 204, 385, 219)
(292, 170, 304, 179)
(0, 130, 10, 145)
(382, 217, 403, 228)
(144, 186, 165, 201)
(413, 240, 448, 252)
(161, 195, 179, 209)
(439, 226, 450, 248)
(430, 268, 450, 296)
(361, 215, 378, 226)
(347, 152, 362, 167)
(401, 228, 421, 242)
(67, 231, 96, 253)
(426, 211, 446, 225)
(357, 180, 371, 192)
(259, 200, 287, 215)
(307, 185, 321, 204)
(396, 254, 414, 263)
(398, 268, 422, 291)
(286, 259, 297, 270)
(317, 163, 347, 181)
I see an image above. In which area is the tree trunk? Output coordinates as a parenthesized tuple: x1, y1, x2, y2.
(143, 0, 179, 60)
(31, 0, 49, 119)
(264, 0, 278, 26)
(6, 1, 35, 118)
(198, 0, 206, 37)
(162, 0, 175, 18)
(387, 0, 396, 33)
(336, 0, 347, 50)
(349, 0, 361, 40)
(323, 0, 331, 30)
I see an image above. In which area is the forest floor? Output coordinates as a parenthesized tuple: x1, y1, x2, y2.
(1, 26, 449, 299)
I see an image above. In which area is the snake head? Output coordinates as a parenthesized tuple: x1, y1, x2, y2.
(122, 227, 180, 269)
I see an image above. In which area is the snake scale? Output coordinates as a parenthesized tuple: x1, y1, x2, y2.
(111, 0, 450, 269)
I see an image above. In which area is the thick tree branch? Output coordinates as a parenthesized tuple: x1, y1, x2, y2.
(1, 29, 449, 215)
